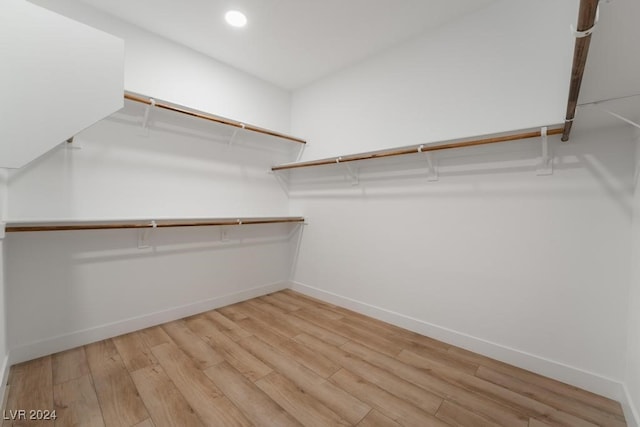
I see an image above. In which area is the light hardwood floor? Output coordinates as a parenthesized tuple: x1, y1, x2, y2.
(2, 290, 627, 426)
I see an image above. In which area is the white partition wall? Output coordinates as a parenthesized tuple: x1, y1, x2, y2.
(0, 170, 8, 404)
(287, 0, 635, 405)
(0, 0, 124, 169)
(627, 132, 640, 424)
(291, 0, 578, 160)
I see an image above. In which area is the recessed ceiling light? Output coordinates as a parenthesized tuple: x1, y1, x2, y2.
(225, 10, 247, 28)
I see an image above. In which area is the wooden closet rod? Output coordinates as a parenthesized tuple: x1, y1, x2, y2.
(124, 92, 306, 145)
(272, 127, 563, 171)
(5, 217, 305, 232)
(561, 0, 600, 141)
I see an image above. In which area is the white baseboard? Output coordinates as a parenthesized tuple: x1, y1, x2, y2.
(9, 281, 288, 365)
(290, 281, 628, 405)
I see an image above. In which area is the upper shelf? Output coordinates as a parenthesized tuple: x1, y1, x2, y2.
(124, 91, 306, 145)
(5, 216, 305, 232)
(272, 126, 563, 172)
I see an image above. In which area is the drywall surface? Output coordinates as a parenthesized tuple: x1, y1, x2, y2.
(292, 0, 577, 159)
(0, 0, 123, 168)
(288, 124, 635, 398)
(6, 0, 295, 363)
(6, 224, 294, 362)
(626, 131, 640, 425)
(7, 101, 293, 220)
(579, 0, 640, 105)
(5, 102, 298, 361)
(0, 170, 8, 404)
(28, 0, 291, 134)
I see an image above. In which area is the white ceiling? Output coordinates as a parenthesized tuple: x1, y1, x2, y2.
(76, 0, 496, 90)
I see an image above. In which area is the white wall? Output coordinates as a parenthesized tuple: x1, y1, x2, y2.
(8, 102, 294, 220)
(28, 0, 292, 134)
(4, 1, 297, 361)
(6, 223, 297, 363)
(0, 169, 8, 405)
(289, 124, 635, 400)
(626, 129, 640, 425)
(5, 99, 298, 362)
(292, 0, 577, 159)
(288, 0, 635, 400)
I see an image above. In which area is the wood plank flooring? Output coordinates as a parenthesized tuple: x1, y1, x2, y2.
(2, 290, 627, 426)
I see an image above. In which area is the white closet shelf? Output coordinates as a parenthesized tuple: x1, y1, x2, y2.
(124, 91, 306, 145)
(271, 126, 563, 172)
(5, 216, 305, 232)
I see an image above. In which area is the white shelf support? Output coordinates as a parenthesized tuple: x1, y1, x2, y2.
(345, 164, 359, 186)
(418, 145, 439, 181)
(229, 123, 246, 146)
(272, 170, 291, 196)
(296, 143, 307, 162)
(537, 127, 553, 176)
(0, 222, 5, 240)
(336, 157, 359, 185)
(137, 220, 157, 249)
(141, 98, 156, 133)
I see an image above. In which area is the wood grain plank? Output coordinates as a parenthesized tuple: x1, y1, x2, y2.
(238, 336, 370, 425)
(112, 332, 157, 372)
(204, 311, 252, 342)
(161, 320, 224, 370)
(245, 302, 348, 347)
(265, 292, 308, 312)
(151, 342, 250, 427)
(204, 362, 300, 427)
(449, 346, 625, 417)
(138, 326, 173, 348)
(293, 333, 443, 415)
(330, 368, 448, 427)
(294, 309, 403, 358)
(4, 357, 54, 427)
(52, 347, 90, 385)
(356, 410, 401, 427)
(256, 371, 350, 427)
(395, 347, 598, 427)
(217, 304, 249, 321)
(476, 365, 626, 427)
(337, 316, 476, 374)
(53, 375, 104, 427)
(259, 294, 301, 312)
(278, 340, 340, 379)
(340, 341, 530, 427)
(130, 364, 204, 427)
(316, 300, 450, 352)
(85, 340, 149, 427)
(529, 418, 553, 427)
(435, 399, 501, 427)
(213, 309, 339, 378)
(184, 314, 272, 382)
(132, 419, 155, 427)
(234, 300, 302, 338)
(236, 317, 289, 347)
